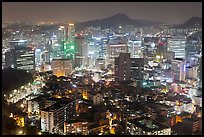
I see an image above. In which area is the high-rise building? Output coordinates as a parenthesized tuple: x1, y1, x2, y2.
(58, 26, 67, 41)
(168, 37, 186, 59)
(9, 39, 28, 49)
(115, 53, 131, 82)
(186, 32, 202, 60)
(75, 35, 88, 68)
(40, 100, 75, 134)
(128, 38, 143, 58)
(186, 66, 198, 79)
(5, 47, 35, 72)
(56, 23, 76, 60)
(107, 44, 128, 59)
(51, 59, 72, 77)
(2, 49, 7, 69)
(182, 118, 199, 133)
(67, 23, 75, 41)
(171, 59, 186, 82)
(107, 44, 128, 67)
(130, 58, 144, 80)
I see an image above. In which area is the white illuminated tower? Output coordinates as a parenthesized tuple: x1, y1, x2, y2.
(67, 23, 75, 42)
(58, 26, 67, 41)
(168, 37, 186, 59)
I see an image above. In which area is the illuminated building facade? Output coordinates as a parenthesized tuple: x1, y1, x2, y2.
(130, 58, 144, 80)
(93, 93, 104, 105)
(171, 59, 186, 82)
(54, 23, 76, 61)
(5, 47, 35, 72)
(186, 36, 202, 60)
(40, 100, 75, 134)
(9, 39, 28, 49)
(168, 37, 186, 59)
(51, 59, 72, 77)
(128, 38, 143, 58)
(64, 121, 88, 135)
(186, 66, 198, 79)
(58, 26, 67, 41)
(108, 44, 128, 59)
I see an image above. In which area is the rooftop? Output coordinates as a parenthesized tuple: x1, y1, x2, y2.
(42, 98, 74, 112)
(128, 117, 170, 132)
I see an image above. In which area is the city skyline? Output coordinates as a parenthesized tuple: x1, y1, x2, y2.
(2, 2, 202, 24)
(2, 1, 202, 135)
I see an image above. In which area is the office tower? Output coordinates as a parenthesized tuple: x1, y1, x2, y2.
(51, 59, 72, 77)
(168, 37, 186, 59)
(42, 51, 50, 64)
(2, 49, 6, 69)
(115, 53, 131, 82)
(130, 58, 144, 80)
(75, 35, 88, 68)
(107, 44, 128, 67)
(58, 26, 67, 41)
(5, 47, 35, 72)
(186, 66, 198, 79)
(128, 38, 143, 58)
(107, 44, 128, 59)
(67, 23, 75, 41)
(171, 59, 186, 82)
(56, 23, 76, 60)
(9, 39, 28, 49)
(186, 32, 202, 60)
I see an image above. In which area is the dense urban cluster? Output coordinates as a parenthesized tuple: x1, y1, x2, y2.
(2, 14, 202, 135)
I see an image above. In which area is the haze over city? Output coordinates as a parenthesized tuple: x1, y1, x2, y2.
(2, 2, 202, 24)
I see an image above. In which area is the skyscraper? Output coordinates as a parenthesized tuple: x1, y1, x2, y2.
(130, 58, 144, 80)
(128, 38, 143, 58)
(168, 37, 186, 59)
(115, 53, 131, 82)
(58, 26, 67, 41)
(75, 35, 88, 68)
(171, 59, 186, 82)
(5, 40, 35, 72)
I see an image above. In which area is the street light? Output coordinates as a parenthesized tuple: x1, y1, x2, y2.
(20, 104, 24, 108)
(18, 130, 23, 135)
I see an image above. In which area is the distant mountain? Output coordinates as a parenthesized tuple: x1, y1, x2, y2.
(173, 17, 202, 28)
(75, 13, 162, 31)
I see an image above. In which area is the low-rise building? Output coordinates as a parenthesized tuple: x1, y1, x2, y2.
(126, 117, 171, 135)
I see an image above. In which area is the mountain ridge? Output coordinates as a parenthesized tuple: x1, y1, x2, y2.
(75, 13, 162, 31)
(173, 16, 202, 28)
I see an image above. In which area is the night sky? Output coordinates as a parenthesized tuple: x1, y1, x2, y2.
(2, 2, 202, 24)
